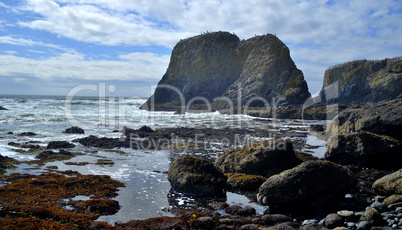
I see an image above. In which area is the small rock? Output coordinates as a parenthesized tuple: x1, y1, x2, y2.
(260, 214, 292, 225)
(18, 132, 37, 136)
(240, 224, 260, 230)
(346, 222, 355, 228)
(302, 219, 318, 225)
(356, 221, 371, 230)
(324, 213, 344, 229)
(192, 216, 216, 229)
(239, 206, 256, 216)
(360, 207, 383, 225)
(371, 200, 386, 211)
(300, 224, 327, 230)
(63, 126, 85, 134)
(337, 210, 354, 217)
(138, 125, 154, 133)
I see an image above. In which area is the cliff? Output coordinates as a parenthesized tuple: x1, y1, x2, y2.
(140, 31, 310, 111)
(319, 57, 402, 105)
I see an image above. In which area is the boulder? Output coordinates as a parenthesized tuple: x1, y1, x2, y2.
(372, 169, 402, 196)
(319, 57, 402, 105)
(47, 141, 75, 149)
(168, 155, 226, 197)
(324, 131, 402, 169)
(257, 160, 356, 213)
(324, 213, 344, 229)
(63, 126, 85, 134)
(0, 106, 8, 110)
(215, 140, 301, 178)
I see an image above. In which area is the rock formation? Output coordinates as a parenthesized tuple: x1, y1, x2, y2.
(215, 140, 301, 178)
(167, 155, 226, 197)
(257, 160, 356, 213)
(319, 57, 402, 105)
(141, 31, 310, 111)
(324, 99, 402, 169)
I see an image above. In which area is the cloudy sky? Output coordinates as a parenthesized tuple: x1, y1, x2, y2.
(1, 0, 401, 97)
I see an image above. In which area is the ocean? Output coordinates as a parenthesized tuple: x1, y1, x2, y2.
(0, 94, 326, 224)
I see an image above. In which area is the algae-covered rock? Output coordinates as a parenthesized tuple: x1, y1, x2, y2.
(168, 155, 226, 197)
(257, 160, 356, 213)
(141, 31, 310, 111)
(226, 173, 267, 191)
(372, 169, 402, 196)
(215, 140, 301, 178)
(319, 57, 402, 105)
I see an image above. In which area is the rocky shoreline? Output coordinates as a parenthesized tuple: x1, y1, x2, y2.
(1, 99, 401, 229)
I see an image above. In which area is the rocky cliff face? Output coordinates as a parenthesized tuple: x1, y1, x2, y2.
(319, 57, 402, 105)
(141, 32, 310, 111)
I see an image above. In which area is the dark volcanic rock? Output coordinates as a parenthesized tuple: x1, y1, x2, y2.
(47, 141, 75, 149)
(257, 160, 356, 213)
(141, 31, 310, 111)
(168, 155, 226, 197)
(324, 131, 402, 169)
(63, 126, 85, 134)
(215, 140, 301, 178)
(0, 106, 8, 110)
(319, 57, 402, 105)
(372, 169, 402, 196)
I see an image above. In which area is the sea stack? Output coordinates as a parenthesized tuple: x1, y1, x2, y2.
(319, 57, 402, 105)
(140, 31, 310, 111)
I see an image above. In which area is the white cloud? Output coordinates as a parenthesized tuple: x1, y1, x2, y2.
(0, 36, 76, 53)
(0, 52, 170, 82)
(8, 0, 402, 94)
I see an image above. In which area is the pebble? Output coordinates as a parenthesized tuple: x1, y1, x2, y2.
(371, 200, 386, 211)
(302, 219, 318, 225)
(356, 221, 371, 230)
(337, 210, 355, 217)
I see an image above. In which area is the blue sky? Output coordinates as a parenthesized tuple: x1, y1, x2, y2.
(0, 0, 401, 97)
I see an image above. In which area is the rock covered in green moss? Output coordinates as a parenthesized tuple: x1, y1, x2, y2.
(215, 140, 301, 178)
(141, 31, 310, 111)
(372, 169, 402, 196)
(168, 155, 226, 197)
(226, 173, 267, 191)
(319, 57, 402, 105)
(257, 160, 356, 213)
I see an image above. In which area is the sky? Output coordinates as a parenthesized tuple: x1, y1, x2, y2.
(0, 0, 401, 97)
